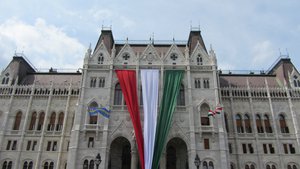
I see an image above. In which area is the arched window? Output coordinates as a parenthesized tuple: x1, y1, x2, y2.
(288, 165, 292, 169)
(89, 160, 94, 169)
(88, 102, 98, 124)
(224, 113, 229, 132)
(7, 161, 12, 169)
(197, 55, 203, 65)
(231, 163, 235, 169)
(5, 78, 9, 84)
(3, 161, 7, 169)
(271, 165, 276, 169)
(200, 103, 210, 126)
(23, 161, 28, 169)
(208, 161, 214, 169)
(177, 84, 185, 106)
(250, 164, 255, 169)
(44, 162, 48, 169)
(48, 112, 56, 131)
(114, 83, 123, 105)
(29, 112, 37, 130)
(256, 114, 263, 133)
(28, 162, 33, 169)
(279, 114, 289, 133)
(49, 162, 54, 169)
(37, 112, 45, 131)
(266, 165, 271, 169)
(236, 114, 244, 133)
(244, 114, 252, 133)
(56, 112, 64, 131)
(83, 160, 89, 169)
(13, 111, 22, 130)
(203, 161, 208, 169)
(264, 114, 272, 133)
(98, 53, 104, 64)
(245, 164, 250, 169)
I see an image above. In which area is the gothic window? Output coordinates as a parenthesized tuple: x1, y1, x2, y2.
(49, 162, 54, 169)
(56, 112, 64, 131)
(98, 53, 104, 64)
(13, 111, 22, 130)
(279, 114, 289, 133)
(228, 143, 232, 154)
(114, 83, 123, 105)
(266, 165, 271, 169)
(90, 77, 97, 88)
(224, 113, 229, 132)
(197, 54, 203, 65)
(250, 164, 255, 169)
(23, 161, 33, 169)
(52, 141, 57, 151)
(47, 112, 56, 131)
(29, 112, 37, 130)
(6, 140, 11, 150)
(203, 79, 210, 89)
(88, 102, 98, 124)
(26, 141, 31, 151)
(46, 141, 51, 151)
(89, 160, 94, 169)
(248, 144, 254, 153)
(288, 164, 298, 169)
(83, 160, 89, 169)
(11, 141, 17, 150)
(98, 77, 105, 88)
(195, 78, 201, 88)
(256, 114, 263, 133)
(177, 84, 185, 106)
(242, 144, 247, 153)
(208, 161, 214, 169)
(236, 114, 244, 133)
(5, 77, 9, 84)
(43, 162, 48, 169)
(200, 103, 210, 126)
(2, 161, 13, 169)
(231, 163, 235, 169)
(244, 114, 252, 133)
(245, 165, 250, 169)
(37, 112, 45, 131)
(204, 139, 210, 149)
(88, 137, 94, 148)
(293, 75, 299, 87)
(1, 78, 5, 84)
(203, 161, 208, 169)
(264, 114, 272, 133)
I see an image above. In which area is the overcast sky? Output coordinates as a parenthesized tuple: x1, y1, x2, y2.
(0, 0, 299, 72)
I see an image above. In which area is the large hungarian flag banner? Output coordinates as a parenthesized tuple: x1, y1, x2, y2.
(116, 70, 145, 169)
(141, 70, 159, 169)
(152, 70, 184, 169)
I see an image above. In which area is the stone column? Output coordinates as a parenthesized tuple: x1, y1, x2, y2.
(160, 152, 166, 169)
(131, 149, 137, 169)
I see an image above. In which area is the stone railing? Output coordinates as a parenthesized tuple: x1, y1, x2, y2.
(0, 83, 80, 96)
(221, 87, 300, 99)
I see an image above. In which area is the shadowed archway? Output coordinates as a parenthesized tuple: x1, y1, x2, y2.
(109, 137, 131, 169)
(166, 137, 188, 169)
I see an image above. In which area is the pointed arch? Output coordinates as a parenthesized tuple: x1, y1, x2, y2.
(47, 112, 56, 131)
(56, 112, 64, 131)
(29, 112, 37, 130)
(13, 111, 22, 130)
(114, 82, 123, 105)
(279, 114, 289, 133)
(236, 114, 244, 133)
(37, 112, 45, 131)
(88, 101, 98, 124)
(264, 114, 272, 133)
(200, 103, 210, 126)
(244, 114, 252, 133)
(177, 83, 185, 106)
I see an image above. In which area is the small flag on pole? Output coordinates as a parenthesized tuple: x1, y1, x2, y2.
(215, 106, 223, 114)
(208, 110, 216, 117)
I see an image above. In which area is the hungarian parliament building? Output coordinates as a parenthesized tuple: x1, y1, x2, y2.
(0, 28, 299, 169)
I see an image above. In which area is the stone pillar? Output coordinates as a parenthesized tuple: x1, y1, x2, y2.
(160, 152, 166, 169)
(131, 149, 137, 169)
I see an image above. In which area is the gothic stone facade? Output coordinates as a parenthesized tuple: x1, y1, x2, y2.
(0, 29, 299, 169)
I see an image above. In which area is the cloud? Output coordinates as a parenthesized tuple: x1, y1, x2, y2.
(251, 40, 277, 68)
(0, 18, 85, 70)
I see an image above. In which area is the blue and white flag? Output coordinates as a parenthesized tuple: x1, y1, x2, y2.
(88, 107, 111, 118)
